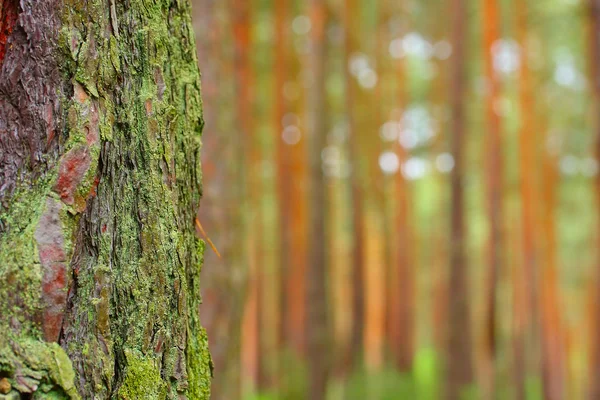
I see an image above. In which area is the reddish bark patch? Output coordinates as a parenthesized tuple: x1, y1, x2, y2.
(0, 0, 18, 67)
(35, 198, 68, 342)
(53, 146, 91, 205)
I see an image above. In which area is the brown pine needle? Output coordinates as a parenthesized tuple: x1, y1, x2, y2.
(195, 218, 222, 259)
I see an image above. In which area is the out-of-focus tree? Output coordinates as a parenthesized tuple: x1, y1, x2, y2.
(481, 0, 503, 396)
(306, 1, 331, 400)
(446, 0, 474, 398)
(193, 0, 247, 398)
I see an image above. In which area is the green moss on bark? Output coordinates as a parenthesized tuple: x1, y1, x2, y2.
(1, 0, 210, 398)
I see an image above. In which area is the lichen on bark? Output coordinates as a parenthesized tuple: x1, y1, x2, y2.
(0, 0, 211, 398)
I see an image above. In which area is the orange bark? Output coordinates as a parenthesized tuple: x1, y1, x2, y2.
(233, 1, 263, 393)
(481, 0, 503, 396)
(515, 1, 536, 398)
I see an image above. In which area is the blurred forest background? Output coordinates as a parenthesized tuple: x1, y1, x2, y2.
(191, 0, 600, 399)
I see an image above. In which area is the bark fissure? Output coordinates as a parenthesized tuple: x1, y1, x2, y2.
(0, 0, 211, 398)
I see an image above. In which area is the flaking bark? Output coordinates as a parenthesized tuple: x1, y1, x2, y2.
(0, 0, 211, 398)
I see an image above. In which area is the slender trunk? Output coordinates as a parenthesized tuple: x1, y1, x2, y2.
(482, 0, 502, 396)
(446, 0, 474, 397)
(516, 1, 538, 397)
(306, 1, 330, 399)
(234, 1, 262, 394)
(343, 0, 366, 374)
(193, 0, 246, 398)
(389, 0, 415, 372)
(539, 141, 565, 400)
(393, 143, 415, 371)
(275, 0, 291, 360)
(0, 0, 211, 398)
(588, 1, 600, 399)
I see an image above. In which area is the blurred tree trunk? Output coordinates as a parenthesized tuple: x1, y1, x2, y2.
(588, 1, 600, 399)
(0, 0, 211, 399)
(343, 0, 366, 374)
(481, 0, 502, 396)
(446, 0, 474, 397)
(539, 131, 566, 400)
(232, 1, 265, 395)
(516, 1, 538, 398)
(284, 2, 309, 361)
(306, 1, 330, 399)
(430, 0, 451, 355)
(193, 0, 246, 399)
(389, 0, 415, 373)
(275, 0, 291, 359)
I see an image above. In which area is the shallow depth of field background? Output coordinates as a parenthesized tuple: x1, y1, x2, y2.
(191, 0, 600, 399)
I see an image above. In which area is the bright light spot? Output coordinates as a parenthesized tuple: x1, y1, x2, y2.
(358, 69, 378, 89)
(399, 105, 436, 149)
(402, 157, 431, 180)
(379, 122, 399, 142)
(433, 40, 452, 60)
(282, 113, 300, 128)
(402, 32, 433, 59)
(292, 15, 312, 35)
(435, 153, 455, 173)
(321, 146, 341, 164)
(282, 126, 302, 145)
(581, 157, 599, 177)
(322, 146, 349, 178)
(389, 38, 405, 59)
(552, 49, 586, 90)
(349, 53, 370, 76)
(559, 155, 578, 176)
(379, 151, 400, 175)
(399, 130, 418, 149)
(492, 39, 520, 74)
(555, 63, 577, 86)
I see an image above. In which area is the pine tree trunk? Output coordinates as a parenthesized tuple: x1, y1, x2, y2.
(0, 1, 212, 398)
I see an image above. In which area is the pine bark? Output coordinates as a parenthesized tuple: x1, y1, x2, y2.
(0, 1, 211, 398)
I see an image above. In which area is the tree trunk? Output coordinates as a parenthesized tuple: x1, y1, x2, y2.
(0, 1, 211, 398)
(446, 0, 474, 397)
(588, 2, 600, 399)
(343, 0, 366, 375)
(481, 0, 502, 396)
(516, 1, 538, 397)
(193, 0, 245, 398)
(306, 1, 330, 399)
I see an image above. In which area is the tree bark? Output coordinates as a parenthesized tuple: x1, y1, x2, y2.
(0, 0, 211, 398)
